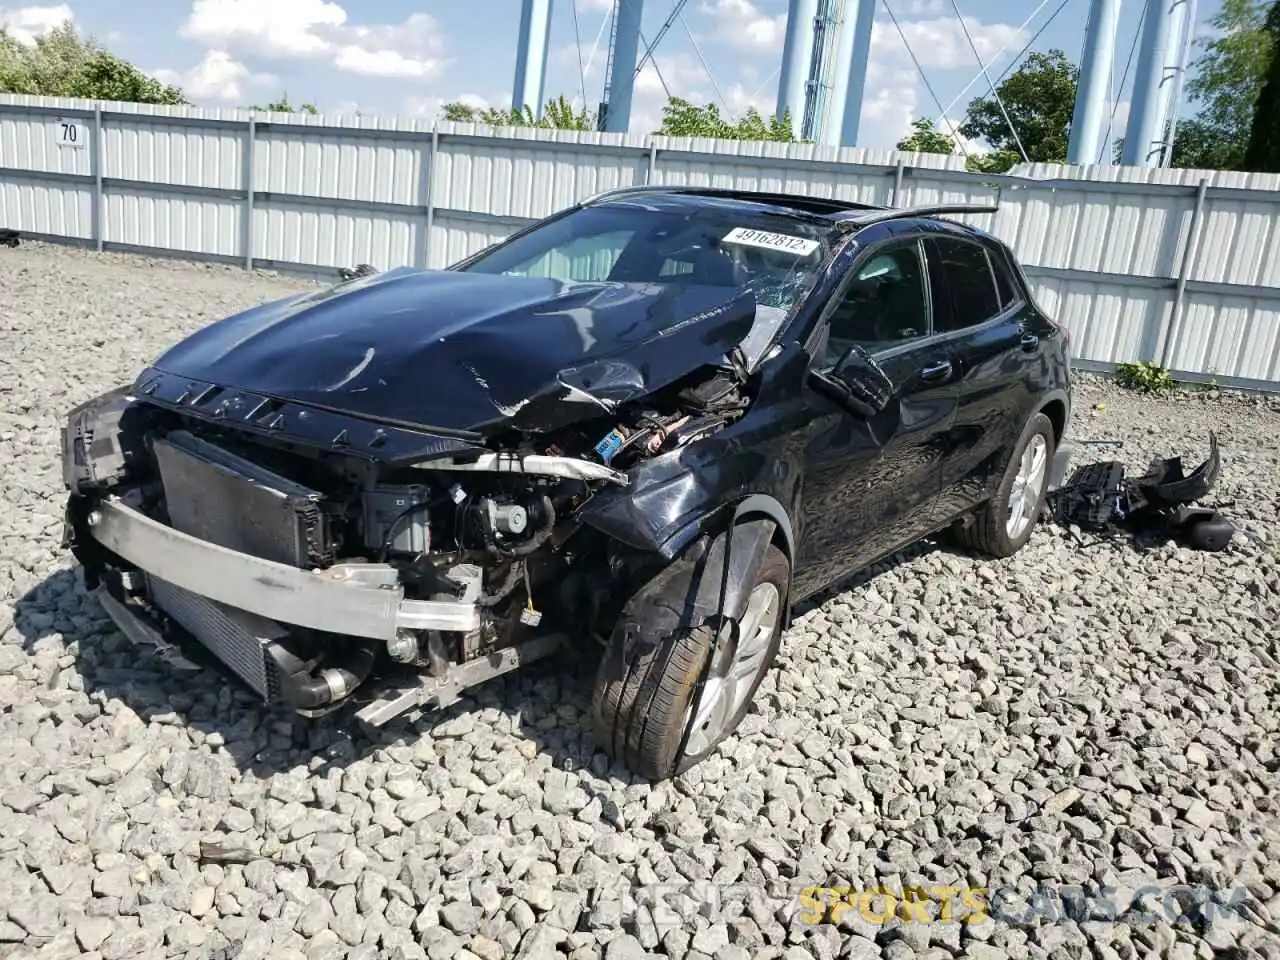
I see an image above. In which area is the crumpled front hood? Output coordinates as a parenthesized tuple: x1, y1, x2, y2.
(149, 267, 757, 435)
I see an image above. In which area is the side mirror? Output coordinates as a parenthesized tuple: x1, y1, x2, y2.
(828, 344, 894, 418)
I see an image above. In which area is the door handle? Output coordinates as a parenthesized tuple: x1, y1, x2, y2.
(920, 360, 952, 381)
(1020, 332, 1040, 351)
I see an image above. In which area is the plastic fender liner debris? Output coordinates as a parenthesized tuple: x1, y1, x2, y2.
(337, 263, 378, 281)
(1046, 431, 1236, 551)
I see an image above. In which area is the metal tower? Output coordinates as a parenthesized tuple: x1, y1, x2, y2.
(512, 0, 554, 118)
(1067, 0, 1121, 164)
(597, 0, 646, 132)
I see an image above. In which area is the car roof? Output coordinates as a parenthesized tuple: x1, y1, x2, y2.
(585, 185, 880, 222)
(582, 186, 1004, 245)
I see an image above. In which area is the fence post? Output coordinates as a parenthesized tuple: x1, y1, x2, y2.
(1160, 176, 1209, 369)
(646, 139, 658, 184)
(92, 106, 104, 252)
(891, 157, 905, 207)
(243, 116, 256, 271)
(421, 123, 438, 269)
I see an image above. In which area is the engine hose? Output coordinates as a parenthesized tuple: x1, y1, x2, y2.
(271, 643, 377, 710)
(478, 561, 523, 607)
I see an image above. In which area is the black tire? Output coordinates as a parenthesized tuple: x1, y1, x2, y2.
(591, 543, 789, 780)
(954, 411, 1056, 558)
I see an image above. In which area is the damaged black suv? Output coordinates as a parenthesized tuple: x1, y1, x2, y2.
(60, 186, 1073, 780)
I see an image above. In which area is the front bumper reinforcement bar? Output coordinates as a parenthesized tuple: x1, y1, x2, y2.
(86, 498, 480, 640)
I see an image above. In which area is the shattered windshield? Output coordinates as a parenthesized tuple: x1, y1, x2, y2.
(458, 201, 833, 311)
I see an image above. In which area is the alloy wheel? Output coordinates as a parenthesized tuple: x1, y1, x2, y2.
(1007, 433, 1048, 539)
(682, 580, 782, 756)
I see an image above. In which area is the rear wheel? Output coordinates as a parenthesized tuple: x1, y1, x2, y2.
(591, 543, 789, 780)
(954, 411, 1055, 558)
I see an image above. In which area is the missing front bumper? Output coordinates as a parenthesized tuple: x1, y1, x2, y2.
(85, 498, 479, 639)
(92, 576, 567, 727)
(83, 497, 567, 726)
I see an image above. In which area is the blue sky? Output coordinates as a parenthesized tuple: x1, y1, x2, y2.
(1, 0, 1221, 151)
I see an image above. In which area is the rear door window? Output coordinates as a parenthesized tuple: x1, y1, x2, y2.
(925, 237, 1003, 333)
(987, 245, 1022, 310)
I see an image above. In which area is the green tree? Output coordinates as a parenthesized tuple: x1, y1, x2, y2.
(654, 96, 795, 140)
(248, 94, 320, 114)
(1187, 0, 1274, 146)
(442, 93, 794, 139)
(441, 94, 594, 130)
(1244, 1, 1280, 170)
(966, 149, 1023, 173)
(0, 21, 185, 103)
(958, 49, 1079, 171)
(1113, 115, 1254, 169)
(895, 117, 956, 154)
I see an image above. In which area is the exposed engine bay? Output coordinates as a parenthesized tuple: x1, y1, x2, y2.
(61, 357, 752, 728)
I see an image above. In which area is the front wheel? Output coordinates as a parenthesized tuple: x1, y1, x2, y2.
(954, 411, 1056, 558)
(591, 543, 789, 780)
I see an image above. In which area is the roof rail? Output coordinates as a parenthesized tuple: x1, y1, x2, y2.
(836, 198, 1002, 231)
(578, 184, 884, 217)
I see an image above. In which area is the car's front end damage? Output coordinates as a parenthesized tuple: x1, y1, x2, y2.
(59, 265, 787, 731)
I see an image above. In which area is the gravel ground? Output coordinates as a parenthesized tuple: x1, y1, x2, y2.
(1, 241, 1278, 960)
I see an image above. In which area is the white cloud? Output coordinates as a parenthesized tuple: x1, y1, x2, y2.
(577, 0, 615, 11)
(333, 46, 439, 79)
(403, 92, 503, 121)
(872, 15, 1026, 73)
(724, 80, 774, 118)
(700, 0, 786, 51)
(895, 0, 947, 16)
(151, 50, 276, 102)
(0, 3, 72, 44)
(860, 64, 919, 148)
(181, 0, 345, 57)
(179, 0, 447, 81)
(635, 50, 709, 99)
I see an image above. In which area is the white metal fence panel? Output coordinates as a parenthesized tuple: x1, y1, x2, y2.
(102, 116, 243, 190)
(0, 175, 93, 239)
(253, 202, 421, 270)
(1171, 295, 1280, 381)
(1, 93, 1278, 390)
(433, 133, 648, 221)
(255, 126, 422, 206)
(103, 189, 242, 255)
(0, 105, 92, 177)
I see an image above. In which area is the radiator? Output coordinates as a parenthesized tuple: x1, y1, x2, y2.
(147, 429, 331, 700)
(151, 430, 331, 568)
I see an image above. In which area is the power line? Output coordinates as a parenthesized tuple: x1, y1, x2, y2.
(882, 0, 970, 157)
(935, 0, 1063, 122)
(1105, 0, 1146, 162)
(948, 0, 1030, 162)
(679, 12, 729, 113)
(571, 0, 589, 111)
(638, 30, 674, 99)
(636, 0, 690, 76)
(583, 5, 613, 104)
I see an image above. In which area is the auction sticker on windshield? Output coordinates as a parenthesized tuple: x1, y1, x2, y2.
(721, 226, 820, 256)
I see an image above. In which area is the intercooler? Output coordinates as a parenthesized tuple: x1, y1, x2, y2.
(146, 574, 287, 700)
(145, 430, 333, 700)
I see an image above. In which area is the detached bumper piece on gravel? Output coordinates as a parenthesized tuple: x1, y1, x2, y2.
(1047, 431, 1235, 551)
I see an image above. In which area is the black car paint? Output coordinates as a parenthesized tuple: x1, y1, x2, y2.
(112, 192, 1069, 615)
(926, 237, 1072, 526)
(145, 267, 762, 437)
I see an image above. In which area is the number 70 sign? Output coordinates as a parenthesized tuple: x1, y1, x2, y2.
(54, 118, 87, 149)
